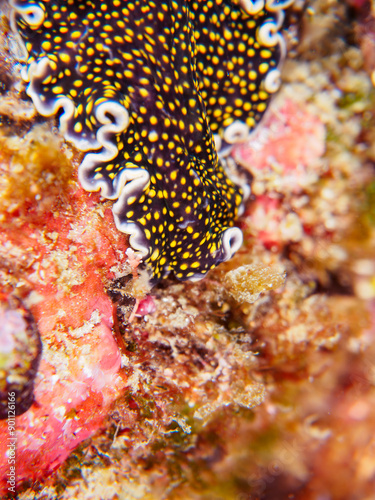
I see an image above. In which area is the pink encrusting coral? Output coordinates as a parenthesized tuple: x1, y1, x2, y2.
(233, 98, 326, 193)
(233, 98, 326, 249)
(0, 133, 129, 492)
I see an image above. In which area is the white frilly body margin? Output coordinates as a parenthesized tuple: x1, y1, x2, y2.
(239, 0, 295, 15)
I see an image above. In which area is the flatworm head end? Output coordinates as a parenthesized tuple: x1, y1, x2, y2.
(11, 0, 293, 282)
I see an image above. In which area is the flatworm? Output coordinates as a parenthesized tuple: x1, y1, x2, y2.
(11, 0, 293, 281)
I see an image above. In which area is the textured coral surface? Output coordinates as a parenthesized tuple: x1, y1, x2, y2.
(0, 126, 128, 491)
(0, 1, 375, 500)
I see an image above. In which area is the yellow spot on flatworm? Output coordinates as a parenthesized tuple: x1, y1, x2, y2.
(151, 249, 159, 261)
(74, 122, 83, 133)
(149, 131, 158, 142)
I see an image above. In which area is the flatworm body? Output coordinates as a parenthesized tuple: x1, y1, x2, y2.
(12, 0, 293, 281)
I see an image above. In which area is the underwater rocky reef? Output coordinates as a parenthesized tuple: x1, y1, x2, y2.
(0, 0, 375, 499)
